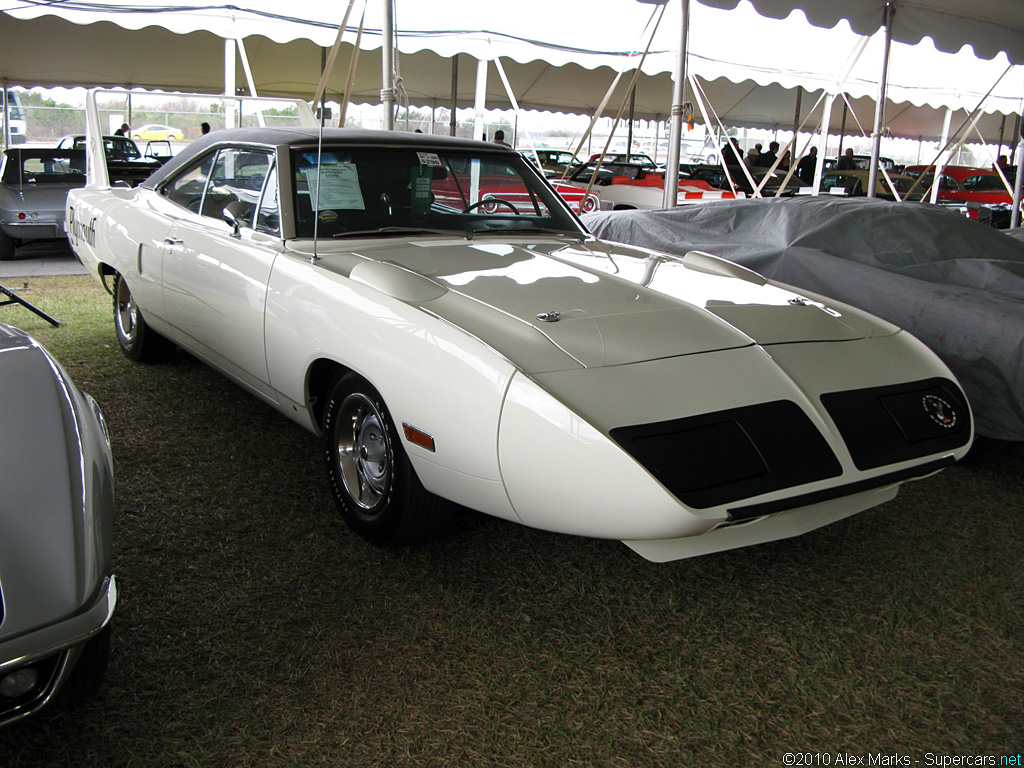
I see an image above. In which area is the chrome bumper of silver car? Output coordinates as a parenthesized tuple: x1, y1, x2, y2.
(0, 575, 117, 727)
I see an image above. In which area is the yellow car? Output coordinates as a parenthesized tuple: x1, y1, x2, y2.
(131, 124, 184, 142)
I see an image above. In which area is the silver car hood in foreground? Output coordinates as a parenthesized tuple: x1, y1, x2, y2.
(0, 325, 113, 635)
(307, 236, 890, 374)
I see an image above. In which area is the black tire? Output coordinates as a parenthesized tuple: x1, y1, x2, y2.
(323, 372, 451, 547)
(57, 624, 111, 708)
(113, 272, 175, 362)
(0, 231, 15, 261)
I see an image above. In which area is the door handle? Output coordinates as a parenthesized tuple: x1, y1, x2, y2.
(164, 236, 183, 245)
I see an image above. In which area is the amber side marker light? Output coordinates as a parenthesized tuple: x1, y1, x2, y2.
(403, 423, 436, 452)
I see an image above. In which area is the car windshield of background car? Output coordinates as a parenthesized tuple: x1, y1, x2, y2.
(961, 175, 1005, 192)
(290, 146, 582, 239)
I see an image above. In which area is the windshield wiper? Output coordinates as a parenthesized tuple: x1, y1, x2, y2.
(333, 226, 459, 238)
(473, 225, 582, 238)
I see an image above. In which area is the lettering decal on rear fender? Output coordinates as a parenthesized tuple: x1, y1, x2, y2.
(68, 206, 97, 247)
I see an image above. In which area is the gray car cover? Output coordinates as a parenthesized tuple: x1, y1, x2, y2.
(584, 197, 1024, 441)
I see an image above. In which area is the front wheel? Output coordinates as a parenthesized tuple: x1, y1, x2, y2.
(113, 273, 174, 362)
(323, 373, 451, 547)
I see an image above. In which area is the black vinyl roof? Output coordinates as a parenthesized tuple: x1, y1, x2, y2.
(141, 126, 513, 190)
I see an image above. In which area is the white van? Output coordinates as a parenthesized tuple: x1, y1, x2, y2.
(2, 90, 28, 146)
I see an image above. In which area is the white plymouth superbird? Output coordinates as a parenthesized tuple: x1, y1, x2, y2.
(66, 104, 973, 562)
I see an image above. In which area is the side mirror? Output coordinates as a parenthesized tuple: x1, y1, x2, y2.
(222, 200, 250, 238)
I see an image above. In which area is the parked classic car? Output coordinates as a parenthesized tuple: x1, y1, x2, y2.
(562, 161, 743, 210)
(521, 148, 578, 177)
(0, 147, 86, 260)
(0, 322, 117, 727)
(820, 170, 926, 201)
(130, 123, 185, 142)
(56, 135, 163, 184)
(66, 110, 973, 562)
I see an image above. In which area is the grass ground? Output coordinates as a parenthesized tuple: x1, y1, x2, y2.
(1, 276, 1021, 767)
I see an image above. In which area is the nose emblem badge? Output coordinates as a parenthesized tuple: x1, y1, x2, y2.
(536, 311, 561, 323)
(922, 394, 957, 428)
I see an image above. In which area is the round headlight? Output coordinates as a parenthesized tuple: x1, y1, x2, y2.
(0, 668, 39, 699)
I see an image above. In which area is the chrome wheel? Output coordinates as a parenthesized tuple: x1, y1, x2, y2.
(114, 276, 138, 346)
(334, 392, 392, 513)
(111, 272, 174, 362)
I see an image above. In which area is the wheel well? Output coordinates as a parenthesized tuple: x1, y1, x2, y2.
(613, 204, 637, 210)
(98, 263, 117, 295)
(307, 358, 353, 428)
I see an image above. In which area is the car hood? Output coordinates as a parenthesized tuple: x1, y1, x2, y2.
(307, 236, 882, 373)
(0, 325, 110, 635)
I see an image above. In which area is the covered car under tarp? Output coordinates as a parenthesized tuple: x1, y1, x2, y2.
(583, 197, 1024, 441)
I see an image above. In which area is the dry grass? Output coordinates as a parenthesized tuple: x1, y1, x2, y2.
(1, 276, 1021, 766)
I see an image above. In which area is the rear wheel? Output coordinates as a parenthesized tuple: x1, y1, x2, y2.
(323, 373, 451, 547)
(113, 273, 174, 362)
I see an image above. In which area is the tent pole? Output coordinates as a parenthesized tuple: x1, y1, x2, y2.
(1013, 132, 1024, 228)
(792, 86, 803, 140)
(930, 107, 953, 205)
(224, 39, 237, 129)
(450, 56, 459, 137)
(867, 2, 895, 198)
(382, 0, 395, 130)
(813, 94, 835, 196)
(663, 0, 689, 209)
(1, 84, 7, 150)
(837, 98, 847, 158)
(627, 86, 636, 158)
(473, 59, 487, 141)
(1012, 114, 1022, 165)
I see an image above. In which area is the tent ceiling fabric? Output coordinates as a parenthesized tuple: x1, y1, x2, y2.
(697, 0, 1024, 65)
(1, 1, 1021, 142)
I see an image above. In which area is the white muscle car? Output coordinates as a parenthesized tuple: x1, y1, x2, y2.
(65, 96, 973, 562)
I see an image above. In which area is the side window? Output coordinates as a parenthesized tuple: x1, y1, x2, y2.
(200, 148, 273, 226)
(255, 163, 280, 235)
(162, 153, 216, 213)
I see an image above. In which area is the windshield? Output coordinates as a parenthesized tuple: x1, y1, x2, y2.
(290, 146, 584, 239)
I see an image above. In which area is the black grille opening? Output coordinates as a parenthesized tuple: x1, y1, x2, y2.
(612, 400, 842, 509)
(821, 378, 971, 471)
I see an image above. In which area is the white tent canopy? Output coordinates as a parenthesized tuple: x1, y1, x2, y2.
(698, 0, 1024, 65)
(1, 0, 1021, 141)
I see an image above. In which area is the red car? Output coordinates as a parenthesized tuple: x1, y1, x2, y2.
(903, 165, 1014, 217)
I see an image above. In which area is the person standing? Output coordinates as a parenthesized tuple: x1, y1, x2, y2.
(797, 146, 818, 185)
(114, 123, 129, 137)
(836, 148, 856, 170)
(492, 130, 511, 148)
(757, 141, 779, 167)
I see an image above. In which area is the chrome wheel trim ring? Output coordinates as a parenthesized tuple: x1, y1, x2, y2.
(335, 392, 391, 512)
(115, 279, 138, 344)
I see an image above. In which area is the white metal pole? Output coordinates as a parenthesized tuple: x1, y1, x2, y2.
(224, 39, 237, 129)
(382, 0, 395, 131)
(930, 107, 953, 205)
(867, 2, 895, 198)
(1012, 135, 1024, 228)
(813, 94, 836, 196)
(663, 0, 689, 209)
(473, 58, 488, 141)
